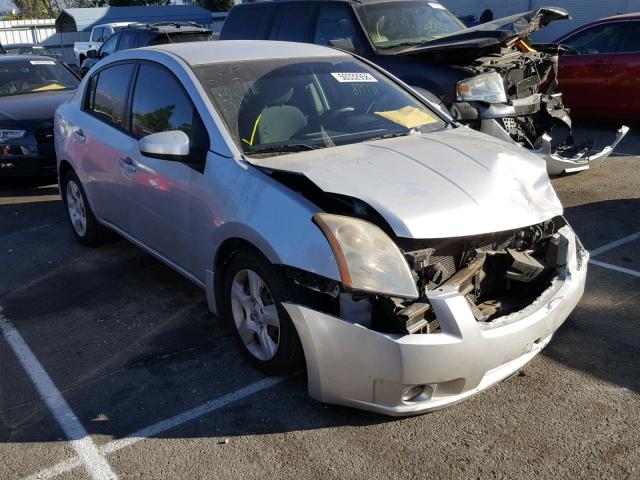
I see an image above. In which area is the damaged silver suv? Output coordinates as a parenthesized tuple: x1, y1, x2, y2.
(55, 41, 588, 416)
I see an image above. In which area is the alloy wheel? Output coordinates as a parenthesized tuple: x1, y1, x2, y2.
(230, 269, 281, 361)
(66, 180, 87, 236)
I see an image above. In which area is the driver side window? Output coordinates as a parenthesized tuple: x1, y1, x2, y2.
(314, 5, 363, 51)
(563, 23, 627, 55)
(100, 34, 119, 57)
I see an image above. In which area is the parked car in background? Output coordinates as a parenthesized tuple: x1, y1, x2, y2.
(74, 22, 131, 66)
(220, 0, 628, 175)
(0, 55, 79, 177)
(55, 40, 587, 416)
(3, 43, 64, 63)
(79, 22, 212, 77)
(555, 13, 640, 120)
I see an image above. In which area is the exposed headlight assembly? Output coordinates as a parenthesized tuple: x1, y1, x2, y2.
(0, 129, 27, 140)
(456, 72, 507, 104)
(314, 214, 419, 299)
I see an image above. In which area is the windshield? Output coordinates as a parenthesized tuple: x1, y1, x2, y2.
(0, 60, 78, 97)
(195, 56, 446, 156)
(357, 1, 465, 50)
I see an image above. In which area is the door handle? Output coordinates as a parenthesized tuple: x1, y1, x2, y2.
(119, 157, 136, 173)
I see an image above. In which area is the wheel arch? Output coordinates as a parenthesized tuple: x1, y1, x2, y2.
(58, 159, 74, 189)
(207, 235, 278, 318)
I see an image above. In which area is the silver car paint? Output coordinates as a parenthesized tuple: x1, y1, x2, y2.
(286, 226, 587, 415)
(249, 127, 563, 239)
(55, 41, 586, 415)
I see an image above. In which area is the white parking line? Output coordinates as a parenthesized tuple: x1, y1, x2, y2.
(0, 310, 118, 480)
(589, 232, 640, 257)
(587, 232, 640, 278)
(589, 259, 640, 279)
(23, 376, 287, 480)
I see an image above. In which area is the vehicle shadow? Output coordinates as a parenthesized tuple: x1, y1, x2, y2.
(572, 119, 640, 157)
(0, 194, 637, 448)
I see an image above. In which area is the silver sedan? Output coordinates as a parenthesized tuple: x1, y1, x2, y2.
(54, 40, 588, 416)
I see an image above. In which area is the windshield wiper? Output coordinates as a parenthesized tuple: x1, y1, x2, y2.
(245, 144, 321, 155)
(367, 131, 417, 142)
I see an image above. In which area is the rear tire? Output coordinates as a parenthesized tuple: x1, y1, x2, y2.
(62, 170, 112, 246)
(223, 249, 304, 375)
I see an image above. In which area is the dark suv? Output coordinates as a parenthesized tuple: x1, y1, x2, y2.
(80, 22, 211, 77)
(220, 0, 627, 174)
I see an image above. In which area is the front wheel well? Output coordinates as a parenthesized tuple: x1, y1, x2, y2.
(58, 160, 73, 188)
(213, 238, 263, 316)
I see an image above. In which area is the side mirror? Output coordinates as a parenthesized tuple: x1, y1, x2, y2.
(139, 130, 190, 161)
(87, 49, 98, 59)
(328, 38, 355, 53)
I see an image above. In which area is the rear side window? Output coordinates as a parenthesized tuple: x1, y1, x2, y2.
(273, 6, 315, 41)
(221, 7, 269, 39)
(118, 31, 138, 51)
(563, 22, 627, 54)
(619, 22, 640, 53)
(151, 32, 211, 45)
(88, 63, 135, 128)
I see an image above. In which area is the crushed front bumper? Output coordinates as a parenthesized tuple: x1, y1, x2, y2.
(455, 94, 630, 176)
(284, 227, 588, 416)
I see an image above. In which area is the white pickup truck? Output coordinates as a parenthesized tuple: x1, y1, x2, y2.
(73, 22, 131, 66)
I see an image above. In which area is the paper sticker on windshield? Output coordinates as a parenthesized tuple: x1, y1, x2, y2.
(375, 106, 439, 129)
(428, 2, 446, 9)
(331, 73, 378, 83)
(30, 60, 55, 65)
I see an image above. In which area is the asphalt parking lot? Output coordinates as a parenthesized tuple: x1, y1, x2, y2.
(1, 123, 639, 480)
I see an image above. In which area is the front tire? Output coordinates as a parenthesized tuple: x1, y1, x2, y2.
(62, 170, 112, 246)
(223, 249, 304, 375)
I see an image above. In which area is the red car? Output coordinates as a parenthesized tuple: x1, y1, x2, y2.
(555, 13, 640, 119)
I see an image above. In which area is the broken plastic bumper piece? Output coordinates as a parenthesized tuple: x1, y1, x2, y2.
(538, 125, 630, 176)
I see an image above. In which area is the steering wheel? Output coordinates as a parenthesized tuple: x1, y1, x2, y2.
(320, 107, 355, 124)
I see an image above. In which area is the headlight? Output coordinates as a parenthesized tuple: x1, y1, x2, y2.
(456, 72, 507, 103)
(0, 129, 27, 140)
(314, 214, 419, 299)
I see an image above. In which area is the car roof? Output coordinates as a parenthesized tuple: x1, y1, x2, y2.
(3, 43, 44, 48)
(232, 0, 413, 5)
(119, 22, 210, 34)
(597, 12, 640, 22)
(0, 54, 59, 63)
(145, 40, 349, 65)
(555, 12, 640, 41)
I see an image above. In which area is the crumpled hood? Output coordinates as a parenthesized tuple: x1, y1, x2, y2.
(248, 128, 563, 239)
(399, 8, 569, 59)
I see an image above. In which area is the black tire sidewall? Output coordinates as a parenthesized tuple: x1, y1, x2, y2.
(62, 170, 104, 246)
(223, 249, 303, 375)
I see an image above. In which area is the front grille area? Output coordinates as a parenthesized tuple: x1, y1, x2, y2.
(35, 128, 55, 158)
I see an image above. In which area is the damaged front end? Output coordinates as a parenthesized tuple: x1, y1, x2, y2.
(279, 209, 588, 416)
(399, 8, 629, 174)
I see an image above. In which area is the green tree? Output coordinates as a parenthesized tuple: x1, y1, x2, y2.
(12, 0, 57, 18)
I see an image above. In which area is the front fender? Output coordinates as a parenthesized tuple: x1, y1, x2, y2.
(196, 154, 340, 314)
